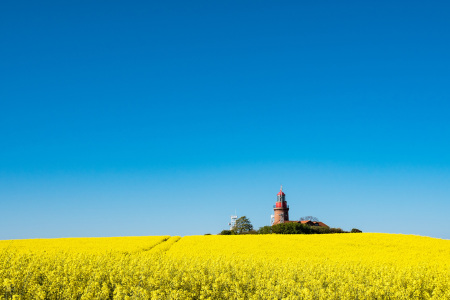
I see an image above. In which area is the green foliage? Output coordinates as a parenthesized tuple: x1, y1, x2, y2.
(351, 228, 362, 233)
(257, 226, 273, 234)
(239, 230, 258, 235)
(310, 226, 330, 234)
(266, 223, 349, 235)
(271, 223, 314, 234)
(328, 227, 346, 234)
(232, 216, 254, 234)
(311, 227, 347, 234)
(218, 230, 233, 235)
(222, 218, 355, 235)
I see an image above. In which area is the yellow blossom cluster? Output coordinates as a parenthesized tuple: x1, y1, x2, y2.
(1, 233, 449, 299)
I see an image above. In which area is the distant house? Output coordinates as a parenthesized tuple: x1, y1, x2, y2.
(286, 220, 329, 227)
(299, 220, 314, 226)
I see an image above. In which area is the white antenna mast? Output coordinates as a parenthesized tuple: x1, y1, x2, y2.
(228, 211, 238, 230)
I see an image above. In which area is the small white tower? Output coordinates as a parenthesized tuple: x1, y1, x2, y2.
(229, 214, 238, 230)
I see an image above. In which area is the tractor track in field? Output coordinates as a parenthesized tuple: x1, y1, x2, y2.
(145, 236, 181, 253)
(139, 236, 171, 252)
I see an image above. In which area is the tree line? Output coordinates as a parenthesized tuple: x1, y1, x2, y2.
(218, 216, 362, 235)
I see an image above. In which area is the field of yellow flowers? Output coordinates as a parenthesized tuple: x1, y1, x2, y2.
(1, 233, 449, 299)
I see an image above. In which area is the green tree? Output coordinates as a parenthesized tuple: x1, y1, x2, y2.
(232, 216, 253, 234)
(257, 226, 273, 234)
(218, 230, 233, 235)
(272, 222, 313, 234)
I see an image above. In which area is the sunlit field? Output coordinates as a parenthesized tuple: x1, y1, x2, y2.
(1, 233, 449, 299)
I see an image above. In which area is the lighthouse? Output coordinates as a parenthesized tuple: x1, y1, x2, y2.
(272, 185, 289, 225)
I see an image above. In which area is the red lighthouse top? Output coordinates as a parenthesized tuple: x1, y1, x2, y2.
(277, 185, 285, 196)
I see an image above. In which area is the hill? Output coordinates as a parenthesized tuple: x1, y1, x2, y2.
(1, 233, 449, 299)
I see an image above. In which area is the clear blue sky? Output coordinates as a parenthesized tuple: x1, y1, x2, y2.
(1, 1, 449, 239)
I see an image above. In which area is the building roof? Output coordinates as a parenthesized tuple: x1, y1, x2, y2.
(300, 220, 314, 225)
(316, 222, 329, 227)
(291, 220, 329, 227)
(277, 185, 285, 196)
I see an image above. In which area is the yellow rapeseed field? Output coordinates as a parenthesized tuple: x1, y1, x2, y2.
(1, 233, 449, 299)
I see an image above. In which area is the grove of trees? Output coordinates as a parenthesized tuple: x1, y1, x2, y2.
(219, 216, 256, 235)
(218, 216, 362, 235)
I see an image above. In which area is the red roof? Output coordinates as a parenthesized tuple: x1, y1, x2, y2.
(277, 185, 285, 196)
(300, 220, 313, 224)
(294, 221, 329, 227)
(317, 222, 329, 227)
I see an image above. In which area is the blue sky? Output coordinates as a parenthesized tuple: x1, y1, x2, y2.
(1, 1, 449, 239)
